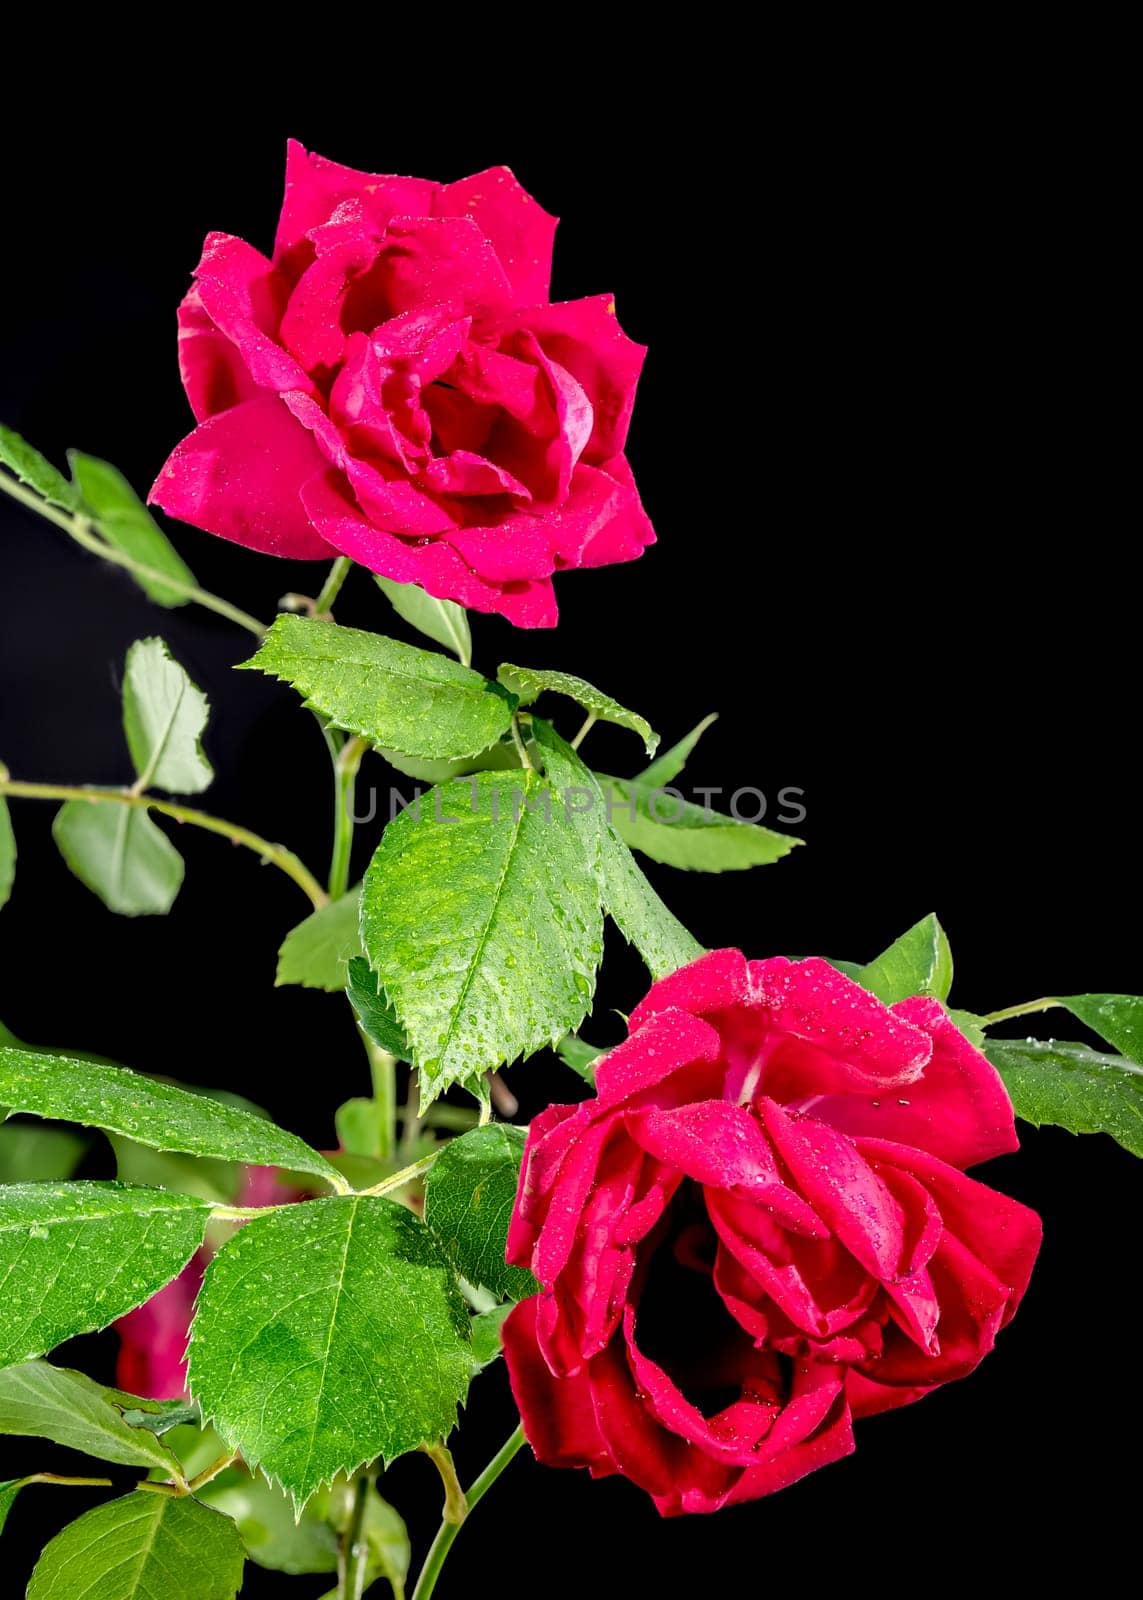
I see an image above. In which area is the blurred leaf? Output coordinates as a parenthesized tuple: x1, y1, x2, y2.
(376, 575, 471, 665)
(69, 451, 196, 606)
(53, 798, 184, 916)
(0, 425, 78, 509)
(277, 889, 363, 991)
(122, 637, 212, 793)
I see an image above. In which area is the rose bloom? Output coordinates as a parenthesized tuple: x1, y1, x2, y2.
(503, 951, 1040, 1514)
(151, 141, 653, 626)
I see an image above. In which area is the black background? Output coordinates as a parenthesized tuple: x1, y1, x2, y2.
(0, 86, 1134, 1594)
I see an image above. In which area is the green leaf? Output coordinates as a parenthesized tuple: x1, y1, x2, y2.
(0, 1047, 346, 1189)
(855, 914, 954, 1004)
(498, 663, 658, 755)
(243, 615, 514, 760)
(345, 958, 411, 1059)
(602, 776, 800, 872)
(53, 798, 184, 916)
(375, 575, 472, 665)
(1053, 993, 1143, 1064)
(200, 1470, 339, 1575)
(68, 451, 196, 607)
(636, 712, 718, 787)
(986, 1038, 1143, 1157)
(1, 1477, 29, 1536)
(470, 1302, 514, 1371)
(0, 1183, 210, 1365)
(111, 1135, 240, 1207)
(424, 1126, 537, 1300)
(948, 1009, 988, 1048)
(119, 1399, 201, 1437)
(556, 1034, 605, 1084)
(0, 424, 78, 509)
(0, 1121, 87, 1184)
(379, 737, 521, 785)
(360, 769, 603, 1105)
(0, 795, 14, 911)
(334, 1098, 385, 1161)
(356, 1486, 411, 1596)
(121, 637, 212, 794)
(188, 1196, 471, 1506)
(276, 888, 363, 991)
(26, 1492, 245, 1600)
(532, 720, 703, 979)
(0, 1362, 184, 1472)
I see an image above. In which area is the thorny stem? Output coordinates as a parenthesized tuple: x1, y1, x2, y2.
(411, 1428, 527, 1600)
(981, 998, 1063, 1026)
(0, 472, 266, 637)
(338, 1474, 372, 1600)
(0, 779, 328, 909)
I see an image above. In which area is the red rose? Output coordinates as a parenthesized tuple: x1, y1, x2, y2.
(151, 141, 653, 626)
(503, 951, 1040, 1514)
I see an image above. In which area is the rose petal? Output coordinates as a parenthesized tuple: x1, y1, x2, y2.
(593, 1009, 723, 1109)
(176, 286, 258, 423)
(762, 1101, 907, 1281)
(751, 956, 933, 1098)
(502, 1298, 615, 1474)
(300, 470, 558, 625)
(274, 140, 437, 275)
(710, 1198, 876, 1338)
(858, 1138, 1041, 1325)
(192, 233, 311, 394)
(503, 293, 647, 460)
(807, 997, 1019, 1169)
(628, 949, 752, 1032)
(150, 395, 332, 558)
(434, 166, 558, 306)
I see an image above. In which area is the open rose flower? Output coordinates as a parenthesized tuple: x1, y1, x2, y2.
(502, 951, 1040, 1514)
(150, 141, 653, 626)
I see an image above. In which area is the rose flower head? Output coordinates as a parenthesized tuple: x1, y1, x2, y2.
(151, 142, 654, 626)
(503, 951, 1040, 1515)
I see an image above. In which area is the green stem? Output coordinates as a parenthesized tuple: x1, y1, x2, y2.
(360, 1150, 438, 1197)
(0, 472, 266, 637)
(981, 997, 1063, 1026)
(25, 1472, 115, 1489)
(509, 714, 534, 772)
(362, 1030, 398, 1165)
(338, 1474, 372, 1600)
(399, 1069, 424, 1159)
(411, 1427, 527, 1600)
(0, 779, 327, 909)
(329, 735, 367, 900)
(315, 555, 353, 617)
(421, 1443, 467, 1525)
(186, 1452, 238, 1493)
(569, 712, 597, 751)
